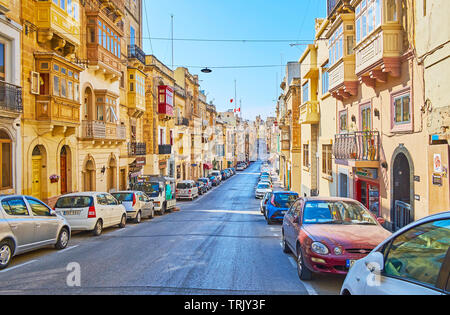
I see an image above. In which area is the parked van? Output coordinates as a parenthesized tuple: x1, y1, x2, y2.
(176, 180, 199, 201)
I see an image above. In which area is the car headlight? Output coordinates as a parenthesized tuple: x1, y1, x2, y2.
(334, 247, 343, 255)
(311, 242, 329, 255)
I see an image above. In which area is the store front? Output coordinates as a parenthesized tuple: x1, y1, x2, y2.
(129, 157, 146, 188)
(354, 168, 380, 217)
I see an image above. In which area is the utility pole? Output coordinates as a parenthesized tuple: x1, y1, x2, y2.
(171, 14, 174, 70)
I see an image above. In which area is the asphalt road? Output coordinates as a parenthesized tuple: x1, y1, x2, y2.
(0, 162, 344, 295)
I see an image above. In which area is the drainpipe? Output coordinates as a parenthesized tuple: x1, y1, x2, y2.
(12, 117, 22, 194)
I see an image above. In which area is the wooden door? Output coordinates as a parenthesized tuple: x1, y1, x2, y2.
(31, 156, 42, 199)
(60, 150, 67, 194)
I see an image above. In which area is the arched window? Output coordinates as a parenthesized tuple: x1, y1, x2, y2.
(0, 130, 12, 189)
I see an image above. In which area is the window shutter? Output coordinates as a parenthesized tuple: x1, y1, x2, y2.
(31, 71, 40, 95)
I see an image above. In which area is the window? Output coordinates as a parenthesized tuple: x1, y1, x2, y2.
(26, 197, 52, 216)
(383, 219, 450, 289)
(130, 26, 136, 46)
(355, 0, 382, 45)
(329, 24, 344, 66)
(0, 43, 5, 81)
(303, 144, 309, 168)
(53, 76, 60, 96)
(322, 62, 329, 95)
(387, 0, 398, 21)
(2, 198, 28, 216)
(361, 104, 372, 131)
(61, 78, 67, 97)
(339, 110, 348, 133)
(322, 145, 333, 176)
(394, 94, 411, 124)
(302, 82, 309, 103)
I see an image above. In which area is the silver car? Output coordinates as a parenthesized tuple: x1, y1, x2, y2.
(111, 191, 154, 223)
(0, 195, 71, 269)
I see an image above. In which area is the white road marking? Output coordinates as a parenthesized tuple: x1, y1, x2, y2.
(58, 245, 79, 253)
(0, 260, 37, 273)
(279, 242, 319, 296)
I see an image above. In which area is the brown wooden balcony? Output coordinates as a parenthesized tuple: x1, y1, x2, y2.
(299, 101, 320, 125)
(128, 142, 147, 156)
(333, 131, 380, 167)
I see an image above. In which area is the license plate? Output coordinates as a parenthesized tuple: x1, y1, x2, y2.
(63, 210, 81, 216)
(346, 259, 356, 269)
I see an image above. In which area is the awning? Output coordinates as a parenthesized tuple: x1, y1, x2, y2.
(203, 163, 213, 170)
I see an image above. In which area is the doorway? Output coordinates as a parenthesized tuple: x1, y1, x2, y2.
(392, 150, 414, 230)
(83, 158, 96, 192)
(31, 146, 46, 199)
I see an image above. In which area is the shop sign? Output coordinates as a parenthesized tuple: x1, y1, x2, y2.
(159, 161, 167, 169)
(136, 157, 146, 166)
(356, 168, 378, 180)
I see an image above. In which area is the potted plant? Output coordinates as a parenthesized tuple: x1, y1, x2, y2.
(49, 174, 60, 183)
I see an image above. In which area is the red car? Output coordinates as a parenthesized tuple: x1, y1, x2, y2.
(282, 197, 391, 281)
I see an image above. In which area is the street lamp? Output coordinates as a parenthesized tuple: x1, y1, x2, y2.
(201, 67, 212, 73)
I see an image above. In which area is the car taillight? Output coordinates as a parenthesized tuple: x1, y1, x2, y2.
(88, 206, 96, 218)
(188, 189, 191, 194)
(132, 194, 137, 206)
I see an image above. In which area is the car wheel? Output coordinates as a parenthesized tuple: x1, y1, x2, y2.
(119, 214, 127, 228)
(0, 240, 13, 270)
(55, 227, 70, 250)
(297, 245, 313, 281)
(135, 211, 142, 224)
(282, 231, 291, 254)
(93, 220, 103, 236)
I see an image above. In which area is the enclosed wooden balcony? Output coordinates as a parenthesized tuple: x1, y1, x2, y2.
(299, 101, 320, 125)
(354, 0, 404, 87)
(158, 85, 174, 120)
(127, 69, 146, 117)
(35, 0, 81, 56)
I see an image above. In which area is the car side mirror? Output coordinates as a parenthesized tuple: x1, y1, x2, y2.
(365, 251, 384, 273)
(376, 217, 386, 225)
(50, 209, 57, 217)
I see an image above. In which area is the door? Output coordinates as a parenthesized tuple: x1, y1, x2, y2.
(105, 194, 122, 225)
(1, 197, 36, 252)
(364, 218, 450, 295)
(96, 194, 110, 226)
(139, 193, 153, 218)
(60, 148, 67, 195)
(26, 197, 59, 244)
(31, 156, 42, 199)
(285, 199, 303, 249)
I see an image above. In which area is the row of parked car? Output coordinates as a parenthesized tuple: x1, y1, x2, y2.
(257, 164, 450, 295)
(175, 168, 237, 201)
(0, 166, 247, 269)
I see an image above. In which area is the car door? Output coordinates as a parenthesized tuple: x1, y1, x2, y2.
(283, 199, 299, 248)
(288, 199, 304, 249)
(96, 194, 110, 227)
(364, 218, 450, 295)
(1, 197, 36, 252)
(25, 197, 59, 245)
(138, 192, 152, 218)
(105, 194, 122, 225)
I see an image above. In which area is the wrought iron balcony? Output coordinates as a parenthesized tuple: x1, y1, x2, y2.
(127, 45, 146, 65)
(176, 117, 189, 127)
(327, 0, 342, 17)
(0, 81, 23, 113)
(128, 142, 146, 156)
(158, 144, 172, 155)
(333, 131, 380, 166)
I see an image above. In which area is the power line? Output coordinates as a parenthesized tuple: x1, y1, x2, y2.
(142, 0, 153, 54)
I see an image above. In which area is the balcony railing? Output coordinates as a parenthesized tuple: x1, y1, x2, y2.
(82, 121, 126, 140)
(176, 117, 189, 127)
(158, 144, 172, 155)
(127, 45, 146, 65)
(128, 142, 146, 156)
(327, 0, 342, 17)
(333, 131, 380, 162)
(0, 81, 23, 113)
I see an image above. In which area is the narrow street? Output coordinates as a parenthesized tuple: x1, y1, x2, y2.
(0, 162, 344, 295)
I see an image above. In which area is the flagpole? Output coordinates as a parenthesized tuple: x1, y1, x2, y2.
(234, 79, 237, 114)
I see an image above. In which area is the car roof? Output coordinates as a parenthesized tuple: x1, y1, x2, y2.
(57, 192, 103, 197)
(273, 191, 298, 195)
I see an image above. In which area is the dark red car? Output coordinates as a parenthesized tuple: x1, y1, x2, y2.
(282, 197, 391, 281)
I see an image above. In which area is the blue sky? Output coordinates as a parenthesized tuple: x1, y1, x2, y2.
(142, 0, 326, 121)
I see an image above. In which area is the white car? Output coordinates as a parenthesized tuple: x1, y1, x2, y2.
(176, 180, 199, 201)
(111, 191, 154, 223)
(341, 211, 450, 295)
(54, 192, 127, 236)
(255, 183, 272, 199)
(210, 171, 222, 181)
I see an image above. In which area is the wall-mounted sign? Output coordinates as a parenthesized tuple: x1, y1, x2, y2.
(434, 154, 442, 173)
(356, 168, 378, 180)
(159, 161, 167, 169)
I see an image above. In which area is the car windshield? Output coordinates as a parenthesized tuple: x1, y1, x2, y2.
(257, 184, 270, 189)
(55, 196, 93, 209)
(303, 200, 378, 225)
(133, 182, 160, 197)
(177, 183, 191, 189)
(273, 193, 298, 208)
(111, 193, 134, 202)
